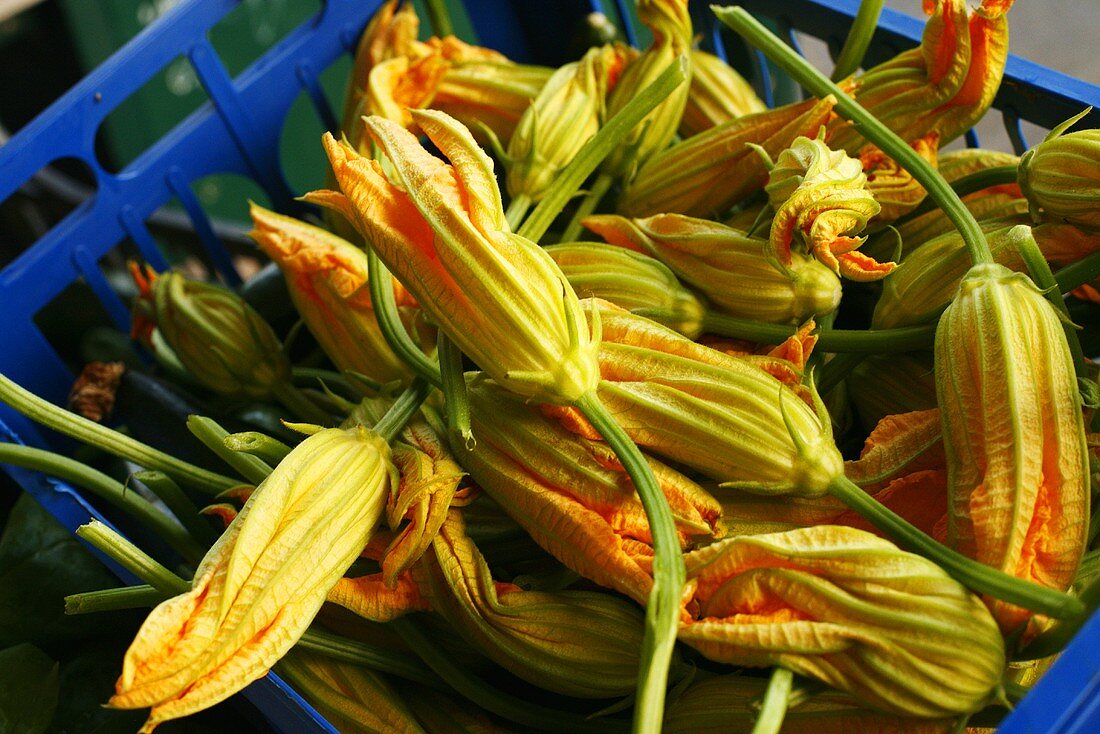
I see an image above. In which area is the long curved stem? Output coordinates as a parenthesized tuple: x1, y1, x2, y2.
(186, 415, 272, 485)
(828, 475, 1083, 619)
(65, 585, 163, 615)
(752, 667, 794, 734)
(0, 443, 204, 561)
(830, 0, 884, 81)
(561, 173, 615, 243)
(714, 7, 994, 266)
(77, 520, 190, 595)
(272, 381, 334, 426)
(505, 193, 532, 231)
(132, 470, 220, 548)
(437, 334, 473, 444)
(1055, 249, 1100, 294)
(901, 165, 1020, 221)
(0, 373, 237, 495)
(574, 391, 684, 734)
(372, 379, 431, 443)
(689, 310, 937, 352)
(367, 249, 442, 387)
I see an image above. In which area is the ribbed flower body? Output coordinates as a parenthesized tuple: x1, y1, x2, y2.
(873, 222, 1100, 328)
(130, 268, 289, 400)
(548, 303, 845, 496)
(584, 213, 841, 325)
(765, 135, 889, 281)
(419, 510, 648, 698)
(110, 427, 394, 731)
(454, 380, 721, 605)
(1019, 126, 1100, 232)
(248, 204, 416, 384)
(679, 48, 766, 138)
(862, 133, 940, 223)
(546, 242, 706, 338)
(601, 0, 692, 179)
(678, 526, 1005, 717)
(935, 262, 1089, 633)
(314, 110, 599, 405)
(620, 96, 836, 218)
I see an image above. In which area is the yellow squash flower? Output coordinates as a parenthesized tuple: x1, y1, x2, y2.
(679, 48, 766, 138)
(935, 261, 1089, 635)
(110, 426, 394, 731)
(678, 526, 1005, 717)
(312, 110, 600, 406)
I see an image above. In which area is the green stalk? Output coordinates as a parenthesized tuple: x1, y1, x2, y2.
(272, 381, 334, 426)
(77, 520, 190, 596)
(372, 379, 431, 443)
(391, 615, 630, 734)
(437, 334, 473, 444)
(830, 0, 884, 81)
(0, 373, 237, 495)
(295, 627, 442, 687)
(1016, 570, 1100, 660)
(518, 56, 688, 243)
(0, 443, 203, 562)
(423, 0, 454, 37)
(560, 173, 615, 243)
(713, 7, 995, 266)
(691, 310, 937, 351)
(367, 249, 443, 387)
(828, 475, 1084, 619)
(752, 667, 794, 734)
(815, 352, 867, 395)
(186, 415, 272, 485)
(132, 470, 220, 548)
(574, 391, 683, 734)
(223, 432, 293, 466)
(505, 193, 533, 231)
(901, 165, 1020, 221)
(1055, 249, 1100, 294)
(65, 584, 163, 615)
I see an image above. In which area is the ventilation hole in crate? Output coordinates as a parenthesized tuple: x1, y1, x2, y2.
(32, 276, 134, 374)
(94, 55, 211, 174)
(0, 156, 99, 270)
(279, 59, 351, 196)
(208, 0, 322, 79)
(188, 173, 272, 282)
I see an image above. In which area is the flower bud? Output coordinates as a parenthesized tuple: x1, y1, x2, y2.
(548, 303, 845, 497)
(765, 135, 889, 281)
(583, 213, 841, 325)
(110, 426, 394, 731)
(418, 510, 650, 698)
(129, 266, 289, 400)
(454, 380, 721, 605)
(664, 673, 955, 734)
(1019, 122, 1100, 232)
(312, 110, 600, 406)
(678, 526, 1005, 717)
(277, 651, 425, 734)
(546, 242, 706, 338)
(935, 261, 1089, 633)
(432, 56, 553, 145)
(248, 204, 418, 384)
(873, 222, 1100, 328)
(679, 49, 766, 138)
(619, 96, 836, 218)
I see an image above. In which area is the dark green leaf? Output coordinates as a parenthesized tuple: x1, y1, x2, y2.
(0, 643, 59, 734)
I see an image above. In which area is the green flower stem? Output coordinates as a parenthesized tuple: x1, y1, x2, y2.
(77, 520, 190, 596)
(0, 443, 204, 562)
(294, 366, 384, 397)
(132, 470, 220, 548)
(223, 432, 293, 466)
(65, 584, 163, 615)
(423, 0, 453, 37)
(518, 56, 688, 244)
(1055, 250, 1100, 294)
(372, 378, 431, 443)
(505, 193, 533, 231)
(561, 173, 615, 243)
(574, 390, 684, 734)
(186, 415, 272, 485)
(752, 667, 794, 734)
(901, 165, 1020, 221)
(830, 0, 884, 81)
(692, 310, 936, 352)
(437, 334, 473, 444)
(272, 382, 334, 426)
(295, 627, 442, 687)
(391, 615, 630, 734)
(815, 352, 867, 395)
(0, 373, 237, 495)
(1014, 227, 1090, 379)
(1016, 571, 1100, 660)
(367, 249, 443, 387)
(713, 7, 995, 266)
(828, 474, 1084, 619)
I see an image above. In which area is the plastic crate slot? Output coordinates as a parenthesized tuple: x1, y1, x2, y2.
(31, 272, 121, 376)
(165, 169, 243, 287)
(295, 61, 339, 135)
(207, 0, 323, 80)
(278, 60, 352, 197)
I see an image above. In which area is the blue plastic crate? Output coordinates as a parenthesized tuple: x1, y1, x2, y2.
(1, 1, 1099, 731)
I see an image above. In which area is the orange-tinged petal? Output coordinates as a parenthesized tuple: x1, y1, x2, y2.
(327, 572, 430, 623)
(836, 250, 897, 281)
(845, 409, 944, 489)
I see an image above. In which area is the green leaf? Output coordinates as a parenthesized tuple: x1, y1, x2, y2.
(0, 494, 118, 647)
(0, 643, 59, 734)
